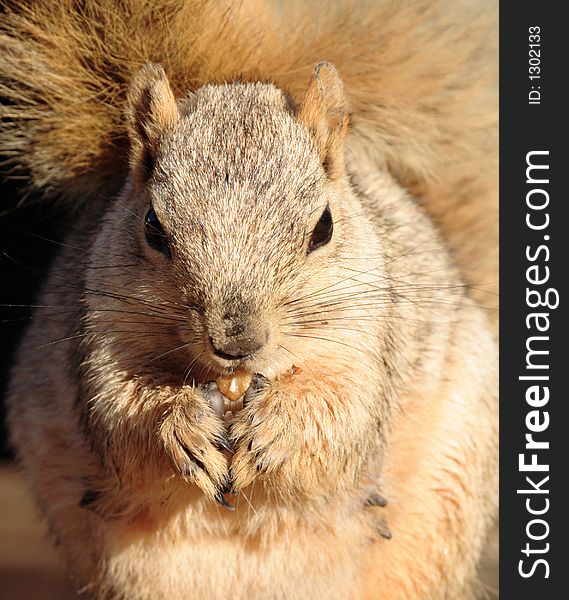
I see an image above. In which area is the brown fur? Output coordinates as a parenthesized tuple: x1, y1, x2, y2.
(1, 1, 498, 598)
(0, 0, 497, 314)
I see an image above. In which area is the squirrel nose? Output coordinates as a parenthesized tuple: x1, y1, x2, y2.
(210, 336, 265, 361)
(208, 298, 267, 361)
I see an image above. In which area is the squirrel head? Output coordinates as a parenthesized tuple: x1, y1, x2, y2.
(126, 62, 349, 183)
(90, 63, 384, 381)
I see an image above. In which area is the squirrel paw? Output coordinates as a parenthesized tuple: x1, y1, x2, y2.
(229, 379, 300, 491)
(243, 373, 269, 404)
(159, 391, 230, 503)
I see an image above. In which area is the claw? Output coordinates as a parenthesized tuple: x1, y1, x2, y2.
(223, 468, 237, 495)
(252, 373, 269, 388)
(215, 491, 236, 511)
(215, 436, 235, 454)
(365, 492, 388, 507)
(174, 431, 208, 473)
(377, 518, 392, 540)
(220, 472, 235, 495)
(243, 373, 269, 405)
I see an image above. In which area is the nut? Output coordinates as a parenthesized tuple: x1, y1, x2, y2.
(216, 369, 253, 402)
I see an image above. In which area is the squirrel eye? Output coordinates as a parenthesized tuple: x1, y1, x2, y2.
(144, 208, 170, 256)
(307, 205, 333, 254)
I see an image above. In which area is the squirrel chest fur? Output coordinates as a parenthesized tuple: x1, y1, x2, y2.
(1, 1, 498, 598)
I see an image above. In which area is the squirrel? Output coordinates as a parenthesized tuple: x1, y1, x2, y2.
(0, 1, 498, 599)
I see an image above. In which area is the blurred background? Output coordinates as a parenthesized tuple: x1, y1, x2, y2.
(0, 177, 77, 598)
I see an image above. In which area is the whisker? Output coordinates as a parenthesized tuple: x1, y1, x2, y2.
(282, 333, 375, 357)
(145, 340, 196, 365)
(182, 350, 208, 386)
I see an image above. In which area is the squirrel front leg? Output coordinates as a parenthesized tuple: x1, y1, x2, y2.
(158, 385, 232, 503)
(229, 366, 385, 499)
(86, 380, 232, 509)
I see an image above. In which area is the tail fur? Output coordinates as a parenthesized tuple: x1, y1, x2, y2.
(0, 0, 497, 313)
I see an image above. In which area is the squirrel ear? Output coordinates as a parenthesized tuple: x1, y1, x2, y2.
(298, 62, 349, 180)
(126, 64, 179, 178)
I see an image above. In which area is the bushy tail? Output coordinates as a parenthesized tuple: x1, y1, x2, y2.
(0, 0, 497, 313)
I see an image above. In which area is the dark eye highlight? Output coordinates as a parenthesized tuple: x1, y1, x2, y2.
(144, 208, 170, 256)
(307, 205, 333, 254)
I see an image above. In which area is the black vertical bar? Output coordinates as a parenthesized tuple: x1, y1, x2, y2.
(500, 1, 566, 597)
